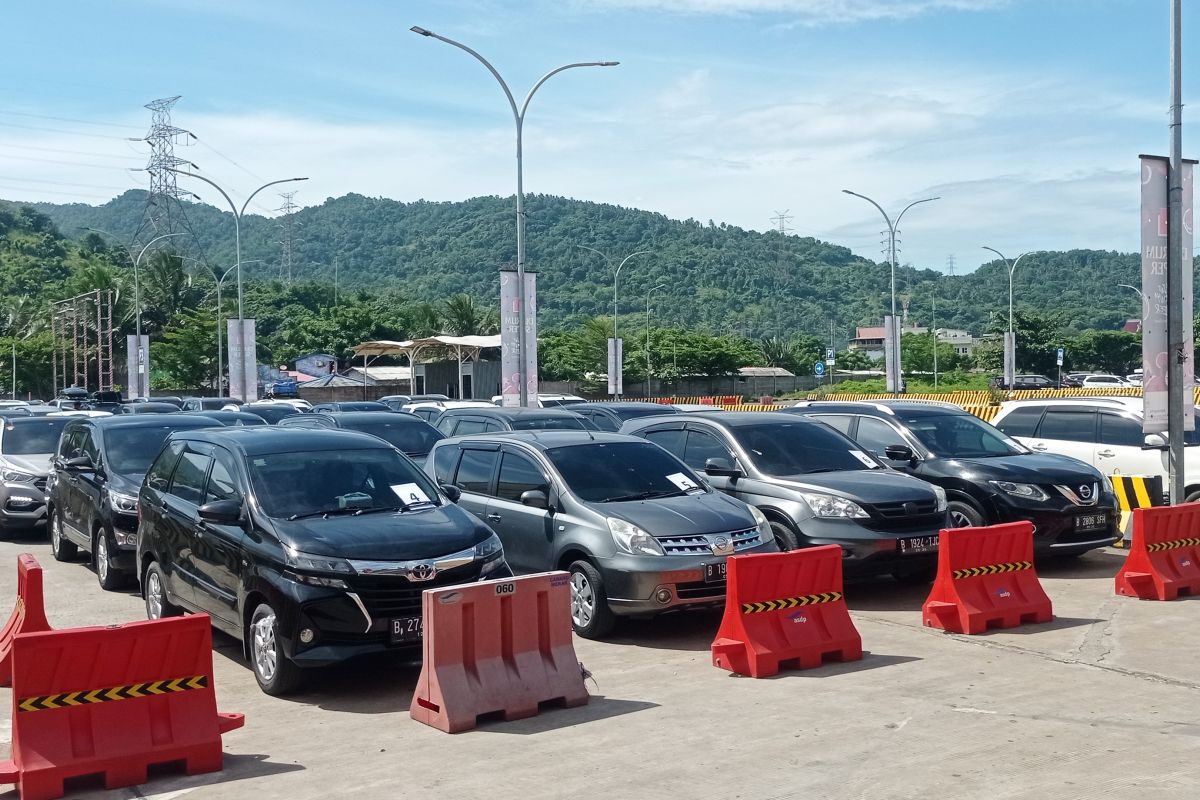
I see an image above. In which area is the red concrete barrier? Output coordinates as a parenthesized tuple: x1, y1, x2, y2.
(0, 554, 52, 687)
(0, 614, 244, 800)
(711, 545, 862, 678)
(922, 522, 1053, 634)
(1116, 503, 1200, 600)
(411, 572, 588, 733)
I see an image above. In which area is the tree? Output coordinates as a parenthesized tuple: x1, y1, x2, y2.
(150, 308, 218, 390)
(440, 294, 498, 336)
(901, 331, 961, 373)
(835, 349, 875, 371)
(1064, 330, 1141, 374)
(987, 310, 1064, 375)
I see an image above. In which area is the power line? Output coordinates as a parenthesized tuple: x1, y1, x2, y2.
(0, 154, 143, 171)
(0, 121, 130, 140)
(0, 110, 141, 131)
(0, 142, 143, 161)
(0, 184, 110, 199)
(0, 175, 145, 191)
(194, 139, 266, 182)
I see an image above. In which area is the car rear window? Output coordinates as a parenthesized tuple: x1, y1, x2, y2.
(995, 406, 1044, 437)
(510, 415, 589, 431)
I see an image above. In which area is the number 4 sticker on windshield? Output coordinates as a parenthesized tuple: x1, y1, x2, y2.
(391, 483, 433, 506)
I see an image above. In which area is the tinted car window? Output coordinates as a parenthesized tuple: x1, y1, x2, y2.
(731, 422, 879, 476)
(642, 428, 687, 456)
(854, 417, 908, 456)
(205, 454, 240, 503)
(345, 420, 444, 456)
(106, 427, 187, 475)
(454, 448, 498, 493)
(59, 427, 82, 458)
(432, 444, 460, 484)
(1037, 410, 1097, 443)
(496, 452, 548, 502)
(810, 414, 853, 435)
(995, 407, 1044, 437)
(1099, 413, 1144, 447)
(453, 419, 488, 436)
(583, 412, 620, 432)
(146, 440, 185, 492)
(169, 451, 212, 505)
(80, 429, 100, 463)
(900, 413, 1026, 457)
(2, 419, 69, 454)
(510, 415, 589, 431)
(681, 429, 734, 469)
(546, 441, 705, 503)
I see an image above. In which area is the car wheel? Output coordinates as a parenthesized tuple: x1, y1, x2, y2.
(769, 519, 801, 551)
(947, 500, 985, 529)
(568, 560, 615, 639)
(248, 602, 304, 696)
(93, 530, 126, 591)
(143, 561, 182, 619)
(49, 509, 77, 562)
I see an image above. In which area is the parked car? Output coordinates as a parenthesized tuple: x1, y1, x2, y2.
(571, 402, 682, 432)
(0, 408, 31, 418)
(673, 403, 729, 413)
(0, 416, 71, 535)
(490, 393, 588, 408)
(621, 411, 948, 580)
(87, 391, 125, 414)
(248, 398, 311, 413)
(402, 400, 495, 423)
(434, 407, 598, 436)
(1081, 374, 1132, 388)
(241, 404, 302, 425)
(1124, 373, 1144, 386)
(47, 414, 220, 590)
(137, 427, 510, 695)
(181, 397, 241, 412)
(0, 400, 29, 409)
(784, 401, 1118, 555)
(186, 410, 269, 427)
(426, 430, 776, 637)
(1059, 374, 1085, 388)
(278, 411, 445, 465)
(119, 402, 182, 415)
(310, 401, 390, 413)
(992, 396, 1198, 502)
(379, 394, 450, 411)
(988, 374, 1058, 391)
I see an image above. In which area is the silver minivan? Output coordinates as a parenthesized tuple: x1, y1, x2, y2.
(425, 430, 777, 638)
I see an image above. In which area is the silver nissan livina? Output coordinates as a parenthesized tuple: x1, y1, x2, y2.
(425, 430, 778, 638)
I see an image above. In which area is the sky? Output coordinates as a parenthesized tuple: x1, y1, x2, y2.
(0, 0, 1195, 273)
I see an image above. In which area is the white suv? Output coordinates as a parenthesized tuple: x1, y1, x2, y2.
(992, 397, 1196, 502)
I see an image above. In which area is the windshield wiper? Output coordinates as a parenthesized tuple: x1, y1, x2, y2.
(287, 507, 362, 521)
(599, 489, 686, 503)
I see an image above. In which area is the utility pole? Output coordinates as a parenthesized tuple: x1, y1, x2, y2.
(333, 255, 339, 306)
(277, 191, 299, 284)
(1166, 0, 1186, 504)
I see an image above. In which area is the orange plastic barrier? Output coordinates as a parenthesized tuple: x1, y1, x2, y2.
(711, 545, 862, 678)
(1115, 504, 1200, 600)
(0, 554, 52, 687)
(0, 614, 244, 800)
(922, 522, 1053, 634)
(411, 571, 588, 733)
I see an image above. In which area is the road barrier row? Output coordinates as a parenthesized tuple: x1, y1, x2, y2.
(1116, 503, 1200, 600)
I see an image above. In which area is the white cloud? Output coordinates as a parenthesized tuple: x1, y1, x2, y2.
(580, 0, 1010, 24)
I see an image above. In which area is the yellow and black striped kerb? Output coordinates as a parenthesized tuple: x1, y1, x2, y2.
(1111, 475, 1163, 548)
(18, 675, 208, 712)
(951, 560, 1032, 580)
(1147, 537, 1200, 552)
(741, 592, 842, 614)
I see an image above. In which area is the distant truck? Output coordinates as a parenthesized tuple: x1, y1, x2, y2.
(265, 378, 299, 398)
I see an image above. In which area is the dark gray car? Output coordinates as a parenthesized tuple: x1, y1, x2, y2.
(621, 412, 950, 582)
(425, 430, 776, 638)
(434, 407, 598, 437)
(0, 416, 71, 534)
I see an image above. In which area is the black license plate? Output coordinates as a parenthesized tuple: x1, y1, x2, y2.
(703, 562, 726, 583)
(897, 535, 939, 554)
(1075, 513, 1108, 531)
(389, 615, 423, 644)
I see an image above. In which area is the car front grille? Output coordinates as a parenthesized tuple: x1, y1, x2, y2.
(862, 499, 942, 532)
(346, 562, 480, 619)
(33, 478, 47, 493)
(656, 527, 760, 556)
(674, 580, 726, 600)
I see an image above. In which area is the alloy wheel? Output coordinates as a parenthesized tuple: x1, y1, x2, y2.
(146, 571, 164, 619)
(570, 571, 595, 628)
(51, 515, 62, 550)
(96, 535, 109, 583)
(950, 510, 972, 528)
(252, 613, 279, 682)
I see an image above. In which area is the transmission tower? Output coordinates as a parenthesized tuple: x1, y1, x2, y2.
(131, 96, 205, 258)
(769, 210, 793, 337)
(946, 254, 956, 277)
(276, 191, 300, 284)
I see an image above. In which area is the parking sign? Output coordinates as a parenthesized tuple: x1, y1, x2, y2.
(1056, 347, 1064, 366)
(814, 361, 825, 377)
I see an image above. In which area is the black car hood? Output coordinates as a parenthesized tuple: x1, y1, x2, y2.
(605, 491, 755, 536)
(110, 472, 145, 494)
(767, 469, 936, 504)
(920, 452, 1100, 483)
(275, 502, 490, 560)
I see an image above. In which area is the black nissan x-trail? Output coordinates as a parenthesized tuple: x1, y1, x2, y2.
(136, 427, 510, 696)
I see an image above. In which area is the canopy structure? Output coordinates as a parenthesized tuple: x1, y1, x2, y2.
(352, 335, 501, 397)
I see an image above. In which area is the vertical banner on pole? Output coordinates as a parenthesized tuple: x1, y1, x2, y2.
(607, 338, 624, 396)
(500, 271, 537, 407)
(241, 319, 258, 403)
(523, 272, 538, 403)
(1141, 156, 1170, 434)
(1183, 162, 1195, 431)
(1003, 332, 1016, 389)
(883, 315, 895, 393)
(226, 319, 244, 403)
(124, 335, 149, 399)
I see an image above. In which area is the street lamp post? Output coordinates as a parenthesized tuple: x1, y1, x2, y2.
(577, 245, 651, 397)
(646, 282, 666, 397)
(842, 191, 939, 396)
(214, 261, 261, 394)
(982, 247, 1032, 385)
(411, 25, 617, 407)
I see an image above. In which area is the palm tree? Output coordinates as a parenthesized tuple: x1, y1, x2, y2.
(440, 294, 498, 336)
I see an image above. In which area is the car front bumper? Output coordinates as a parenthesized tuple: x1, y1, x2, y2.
(794, 514, 949, 577)
(988, 495, 1119, 554)
(0, 481, 48, 532)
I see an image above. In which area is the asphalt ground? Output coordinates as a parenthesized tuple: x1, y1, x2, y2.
(0, 537, 1196, 800)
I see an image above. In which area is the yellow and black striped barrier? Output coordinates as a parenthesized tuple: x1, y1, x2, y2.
(951, 560, 1032, 580)
(1111, 475, 1164, 548)
(741, 591, 842, 614)
(1146, 537, 1200, 552)
(17, 675, 207, 713)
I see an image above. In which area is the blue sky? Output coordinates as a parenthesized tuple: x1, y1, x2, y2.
(0, 0, 1195, 272)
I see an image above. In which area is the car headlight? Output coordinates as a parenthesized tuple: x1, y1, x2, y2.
(283, 547, 355, 588)
(107, 490, 138, 513)
(1, 467, 36, 484)
(749, 505, 773, 544)
(798, 492, 869, 519)
(989, 481, 1049, 502)
(607, 517, 665, 556)
(1099, 473, 1114, 496)
(474, 532, 504, 561)
(931, 484, 948, 512)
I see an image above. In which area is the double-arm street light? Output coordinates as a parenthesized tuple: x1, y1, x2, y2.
(411, 25, 618, 406)
(981, 246, 1033, 382)
(577, 245, 651, 396)
(841, 190, 940, 395)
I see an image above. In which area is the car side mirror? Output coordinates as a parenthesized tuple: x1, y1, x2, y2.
(439, 484, 462, 503)
(520, 489, 549, 509)
(704, 457, 742, 478)
(64, 455, 93, 472)
(884, 445, 915, 463)
(197, 499, 242, 524)
(1144, 433, 1167, 448)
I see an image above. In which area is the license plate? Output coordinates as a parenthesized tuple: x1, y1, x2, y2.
(389, 616, 423, 644)
(1075, 513, 1108, 531)
(703, 562, 726, 583)
(897, 535, 939, 554)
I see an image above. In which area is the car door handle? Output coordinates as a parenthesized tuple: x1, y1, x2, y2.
(486, 513, 502, 522)
(1097, 449, 1116, 458)
(1031, 443, 1048, 451)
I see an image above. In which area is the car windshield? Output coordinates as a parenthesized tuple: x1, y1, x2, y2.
(511, 415, 588, 431)
(106, 426, 187, 475)
(346, 420, 445, 455)
(899, 413, 1026, 458)
(729, 422, 880, 475)
(546, 441, 707, 503)
(2, 419, 69, 455)
(247, 447, 439, 518)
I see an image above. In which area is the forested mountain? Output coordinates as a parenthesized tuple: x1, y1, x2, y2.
(25, 190, 1164, 338)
